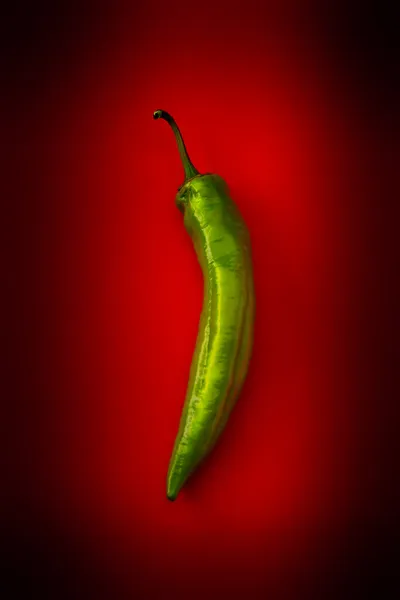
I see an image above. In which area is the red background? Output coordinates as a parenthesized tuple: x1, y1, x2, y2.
(7, 1, 397, 598)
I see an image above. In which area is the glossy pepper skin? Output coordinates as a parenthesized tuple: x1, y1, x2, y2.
(153, 110, 255, 501)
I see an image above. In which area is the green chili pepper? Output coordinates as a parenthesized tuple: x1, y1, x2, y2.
(153, 109, 255, 501)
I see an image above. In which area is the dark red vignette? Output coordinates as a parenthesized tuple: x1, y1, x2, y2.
(6, 1, 397, 598)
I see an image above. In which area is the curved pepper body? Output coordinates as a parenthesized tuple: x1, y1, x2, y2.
(153, 111, 255, 501)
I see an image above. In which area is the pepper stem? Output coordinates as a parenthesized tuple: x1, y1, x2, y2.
(153, 109, 199, 182)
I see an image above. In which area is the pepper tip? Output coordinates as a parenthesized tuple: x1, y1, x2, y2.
(153, 110, 163, 120)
